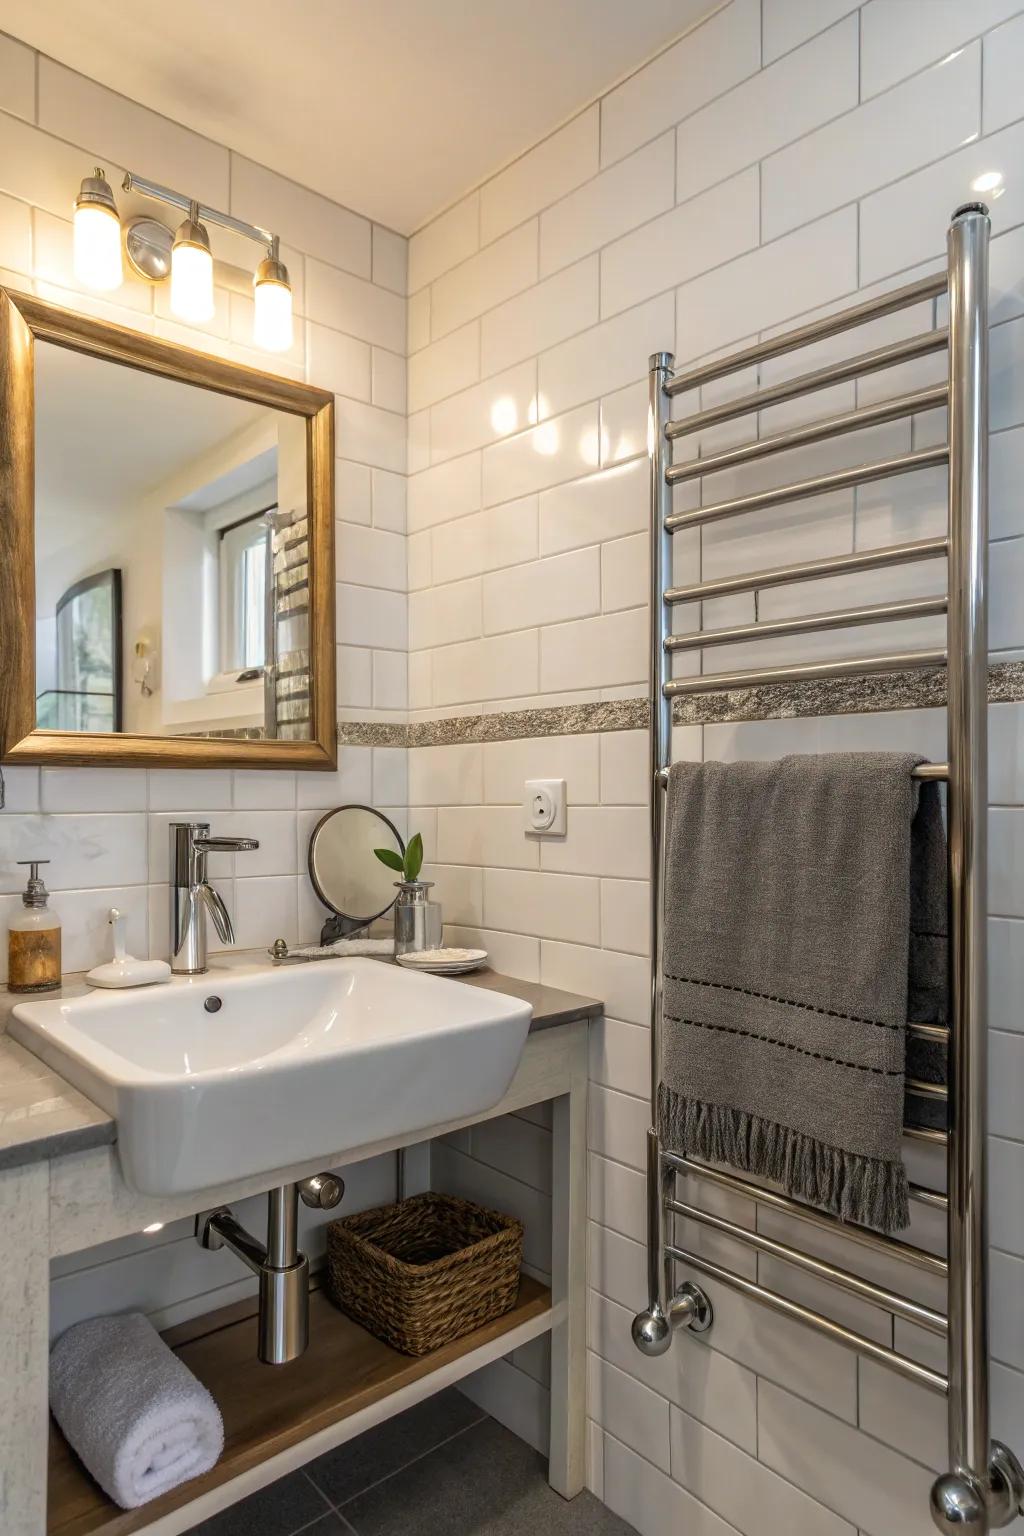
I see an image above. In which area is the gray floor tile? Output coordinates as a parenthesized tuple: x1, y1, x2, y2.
(185, 1470, 331, 1536)
(307, 1387, 485, 1507)
(341, 1418, 637, 1536)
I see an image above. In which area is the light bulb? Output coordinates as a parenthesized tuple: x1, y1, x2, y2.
(73, 169, 122, 291)
(170, 208, 214, 323)
(253, 253, 293, 352)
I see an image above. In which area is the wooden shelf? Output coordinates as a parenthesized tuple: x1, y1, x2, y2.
(48, 1275, 552, 1536)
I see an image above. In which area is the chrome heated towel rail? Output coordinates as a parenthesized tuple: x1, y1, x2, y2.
(630, 204, 1024, 1533)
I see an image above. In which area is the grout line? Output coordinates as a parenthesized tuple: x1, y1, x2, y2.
(598, 1424, 744, 1536)
(675, 1393, 871, 1532)
(283, 1480, 339, 1536)
(442, 1138, 556, 1200)
(299, 1467, 337, 1521)
(594, 1285, 880, 1473)
(327, 1414, 489, 1513)
(407, 201, 1024, 429)
(765, 3, 860, 68)
(405, 0, 734, 254)
(417, 96, 1024, 375)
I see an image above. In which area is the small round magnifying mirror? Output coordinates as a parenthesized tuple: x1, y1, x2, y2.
(308, 804, 405, 943)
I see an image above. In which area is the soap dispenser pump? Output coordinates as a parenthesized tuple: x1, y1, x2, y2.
(8, 860, 61, 993)
(85, 908, 171, 989)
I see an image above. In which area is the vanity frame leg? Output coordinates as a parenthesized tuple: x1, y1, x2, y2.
(548, 1025, 588, 1499)
(0, 1161, 50, 1536)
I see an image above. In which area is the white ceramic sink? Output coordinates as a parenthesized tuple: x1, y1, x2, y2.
(10, 959, 532, 1196)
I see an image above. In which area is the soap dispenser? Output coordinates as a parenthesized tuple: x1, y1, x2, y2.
(7, 860, 61, 993)
(86, 908, 171, 989)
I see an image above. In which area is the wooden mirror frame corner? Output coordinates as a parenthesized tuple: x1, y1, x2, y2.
(0, 286, 337, 770)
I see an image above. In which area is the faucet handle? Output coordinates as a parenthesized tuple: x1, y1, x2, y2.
(193, 835, 259, 853)
(198, 881, 235, 946)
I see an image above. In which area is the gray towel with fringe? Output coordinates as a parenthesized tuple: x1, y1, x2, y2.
(659, 753, 947, 1233)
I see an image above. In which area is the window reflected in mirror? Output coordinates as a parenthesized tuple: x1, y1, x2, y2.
(33, 341, 312, 742)
(38, 567, 123, 731)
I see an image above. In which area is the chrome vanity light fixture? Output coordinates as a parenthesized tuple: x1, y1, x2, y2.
(72, 168, 123, 291)
(71, 166, 294, 352)
(169, 200, 215, 324)
(253, 237, 294, 352)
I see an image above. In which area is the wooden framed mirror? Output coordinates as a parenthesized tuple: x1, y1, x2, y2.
(0, 287, 336, 770)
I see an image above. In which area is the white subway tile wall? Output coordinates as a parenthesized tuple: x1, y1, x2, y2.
(404, 4, 1024, 1532)
(0, 41, 408, 970)
(6, 2, 1024, 1529)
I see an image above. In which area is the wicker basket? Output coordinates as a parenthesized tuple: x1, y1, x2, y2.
(325, 1192, 524, 1356)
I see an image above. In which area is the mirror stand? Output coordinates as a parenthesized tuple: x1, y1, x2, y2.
(321, 912, 372, 945)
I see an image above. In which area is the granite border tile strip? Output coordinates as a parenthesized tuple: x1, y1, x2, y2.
(336, 661, 1024, 748)
(336, 720, 409, 747)
(406, 697, 649, 745)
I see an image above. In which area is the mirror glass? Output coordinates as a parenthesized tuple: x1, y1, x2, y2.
(309, 806, 406, 924)
(33, 341, 312, 742)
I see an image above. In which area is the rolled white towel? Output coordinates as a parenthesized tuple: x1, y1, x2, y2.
(50, 1312, 224, 1509)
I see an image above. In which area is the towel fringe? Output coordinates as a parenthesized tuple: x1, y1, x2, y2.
(659, 1084, 910, 1233)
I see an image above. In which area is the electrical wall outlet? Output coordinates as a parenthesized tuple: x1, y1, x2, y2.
(524, 778, 566, 836)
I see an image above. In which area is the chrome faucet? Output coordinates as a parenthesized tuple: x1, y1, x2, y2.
(169, 822, 259, 975)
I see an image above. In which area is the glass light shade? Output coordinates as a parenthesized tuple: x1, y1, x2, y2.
(253, 276, 293, 352)
(170, 237, 214, 323)
(73, 203, 123, 291)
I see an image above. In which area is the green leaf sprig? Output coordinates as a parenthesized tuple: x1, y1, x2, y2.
(374, 831, 424, 883)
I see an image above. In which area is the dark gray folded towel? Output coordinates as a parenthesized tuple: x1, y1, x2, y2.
(659, 753, 947, 1233)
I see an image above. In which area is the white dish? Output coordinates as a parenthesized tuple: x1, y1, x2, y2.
(85, 956, 172, 988)
(395, 947, 488, 975)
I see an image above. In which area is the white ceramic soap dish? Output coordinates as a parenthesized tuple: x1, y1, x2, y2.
(86, 909, 171, 989)
(395, 947, 488, 975)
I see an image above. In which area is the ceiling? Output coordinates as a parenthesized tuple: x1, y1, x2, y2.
(3, 0, 718, 234)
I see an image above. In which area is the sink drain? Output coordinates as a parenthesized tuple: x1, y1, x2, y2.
(204, 996, 222, 1013)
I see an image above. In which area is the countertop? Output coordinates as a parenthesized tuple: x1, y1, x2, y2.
(0, 962, 600, 1173)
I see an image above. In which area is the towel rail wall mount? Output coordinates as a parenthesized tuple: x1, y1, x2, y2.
(630, 204, 1024, 1534)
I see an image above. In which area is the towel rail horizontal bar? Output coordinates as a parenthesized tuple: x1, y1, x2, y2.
(656, 761, 948, 785)
(664, 1153, 948, 1273)
(911, 762, 950, 781)
(663, 649, 947, 698)
(903, 1125, 949, 1145)
(665, 538, 949, 606)
(666, 386, 948, 481)
(665, 444, 948, 519)
(909, 1021, 950, 1041)
(664, 330, 948, 437)
(663, 273, 948, 398)
(668, 1196, 948, 1333)
(666, 1245, 950, 1393)
(665, 595, 948, 654)
(666, 1148, 946, 1213)
(909, 1186, 950, 1212)
(907, 1078, 949, 1100)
